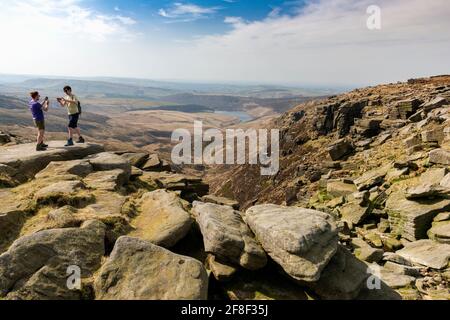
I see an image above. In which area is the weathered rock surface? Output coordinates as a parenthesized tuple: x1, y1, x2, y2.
(354, 164, 391, 191)
(0, 220, 105, 300)
(429, 148, 450, 165)
(327, 138, 354, 161)
(428, 222, 450, 244)
(84, 169, 128, 191)
(0, 141, 104, 181)
(94, 236, 208, 300)
(130, 190, 192, 248)
(386, 190, 450, 241)
(243, 204, 338, 282)
(0, 190, 29, 252)
(339, 202, 370, 226)
(35, 160, 93, 179)
(326, 180, 357, 197)
(193, 202, 267, 270)
(86, 152, 131, 178)
(34, 180, 93, 207)
(120, 152, 149, 168)
(396, 240, 450, 270)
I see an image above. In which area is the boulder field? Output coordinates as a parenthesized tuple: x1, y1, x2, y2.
(0, 140, 400, 300)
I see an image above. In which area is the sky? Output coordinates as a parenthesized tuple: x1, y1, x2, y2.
(0, 0, 449, 87)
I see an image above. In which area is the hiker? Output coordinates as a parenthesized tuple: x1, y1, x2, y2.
(29, 91, 49, 151)
(57, 86, 85, 146)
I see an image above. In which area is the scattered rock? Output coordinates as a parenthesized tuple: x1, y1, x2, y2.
(327, 139, 354, 161)
(396, 240, 450, 270)
(339, 202, 370, 226)
(354, 164, 391, 191)
(352, 238, 384, 263)
(422, 97, 447, 112)
(429, 149, 450, 165)
(326, 180, 357, 197)
(386, 189, 450, 241)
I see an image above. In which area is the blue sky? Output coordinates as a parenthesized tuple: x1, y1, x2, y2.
(93, 0, 304, 38)
(0, 0, 449, 86)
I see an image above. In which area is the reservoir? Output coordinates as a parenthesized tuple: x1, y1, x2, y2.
(214, 110, 253, 122)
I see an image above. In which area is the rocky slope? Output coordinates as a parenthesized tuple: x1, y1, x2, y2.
(1, 75, 449, 300)
(206, 75, 450, 299)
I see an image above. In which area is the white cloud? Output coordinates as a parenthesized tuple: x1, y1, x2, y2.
(158, 2, 219, 21)
(166, 0, 450, 85)
(0, 0, 449, 86)
(224, 16, 245, 27)
(0, 0, 136, 42)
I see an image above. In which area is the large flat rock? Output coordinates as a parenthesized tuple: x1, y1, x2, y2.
(0, 141, 104, 181)
(396, 239, 450, 270)
(243, 204, 338, 282)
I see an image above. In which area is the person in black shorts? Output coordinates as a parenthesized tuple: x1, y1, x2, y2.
(57, 86, 85, 146)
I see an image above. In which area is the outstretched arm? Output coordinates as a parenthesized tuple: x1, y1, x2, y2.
(43, 100, 50, 112)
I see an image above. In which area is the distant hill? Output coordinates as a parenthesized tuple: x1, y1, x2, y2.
(3, 78, 178, 100)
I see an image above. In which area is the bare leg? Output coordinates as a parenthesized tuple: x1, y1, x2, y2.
(37, 129, 44, 145)
(75, 127, 81, 138)
(68, 127, 74, 139)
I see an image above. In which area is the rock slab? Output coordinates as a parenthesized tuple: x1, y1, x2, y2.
(243, 204, 338, 282)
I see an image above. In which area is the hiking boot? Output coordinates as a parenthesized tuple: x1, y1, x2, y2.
(65, 139, 74, 147)
(77, 136, 85, 144)
(41, 143, 48, 148)
(36, 144, 47, 151)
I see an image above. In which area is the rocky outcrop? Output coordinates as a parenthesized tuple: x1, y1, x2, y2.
(0, 141, 104, 183)
(192, 202, 267, 270)
(243, 204, 338, 282)
(94, 237, 208, 300)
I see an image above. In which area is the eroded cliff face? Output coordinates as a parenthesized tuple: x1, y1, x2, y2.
(207, 75, 450, 209)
